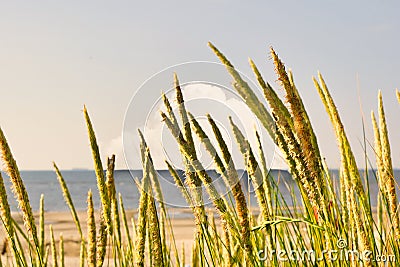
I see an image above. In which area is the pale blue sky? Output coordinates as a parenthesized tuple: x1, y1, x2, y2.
(0, 1, 399, 170)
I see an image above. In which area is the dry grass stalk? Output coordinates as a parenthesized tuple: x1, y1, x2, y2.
(96, 215, 107, 267)
(161, 91, 206, 228)
(134, 149, 150, 267)
(0, 128, 40, 255)
(119, 193, 133, 254)
(163, 111, 229, 215)
(172, 78, 206, 216)
(180, 242, 185, 267)
(147, 182, 164, 266)
(0, 171, 23, 266)
(79, 240, 85, 267)
(371, 110, 389, 245)
(0, 172, 14, 250)
(314, 74, 372, 261)
(106, 155, 118, 237)
(187, 112, 229, 188)
(163, 114, 227, 218)
(87, 190, 96, 267)
(339, 170, 349, 227)
(270, 48, 326, 218)
(250, 58, 308, 200)
(255, 130, 273, 215)
(250, 59, 316, 213)
(162, 92, 181, 138)
(43, 245, 50, 267)
(208, 42, 276, 138)
(313, 74, 367, 204)
(54, 162, 84, 241)
(376, 192, 385, 253)
(138, 131, 168, 258)
(83, 106, 112, 234)
(39, 194, 45, 259)
(166, 161, 194, 209)
(371, 112, 384, 187)
(229, 118, 269, 221)
(207, 114, 252, 260)
(175, 73, 195, 151)
(50, 225, 58, 267)
(221, 220, 232, 267)
(377, 92, 400, 240)
(191, 235, 199, 267)
(59, 234, 64, 267)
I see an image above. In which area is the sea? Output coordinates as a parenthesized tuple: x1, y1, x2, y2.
(0, 169, 399, 213)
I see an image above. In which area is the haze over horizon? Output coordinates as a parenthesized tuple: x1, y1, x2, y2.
(1, 1, 400, 170)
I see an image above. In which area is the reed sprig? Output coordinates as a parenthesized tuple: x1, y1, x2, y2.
(87, 190, 96, 267)
(54, 162, 83, 241)
(0, 127, 41, 263)
(83, 106, 112, 235)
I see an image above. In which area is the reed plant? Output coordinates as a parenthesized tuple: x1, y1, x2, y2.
(0, 44, 398, 266)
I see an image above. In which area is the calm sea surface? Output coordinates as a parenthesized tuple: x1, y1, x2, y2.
(0, 169, 399, 213)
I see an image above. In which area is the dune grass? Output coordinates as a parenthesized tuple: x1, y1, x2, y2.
(0, 44, 398, 266)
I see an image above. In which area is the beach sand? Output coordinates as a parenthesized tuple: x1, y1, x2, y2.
(0, 209, 211, 265)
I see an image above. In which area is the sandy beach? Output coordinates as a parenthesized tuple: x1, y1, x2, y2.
(0, 209, 208, 265)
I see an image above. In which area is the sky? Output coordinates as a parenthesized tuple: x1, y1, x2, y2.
(0, 1, 399, 170)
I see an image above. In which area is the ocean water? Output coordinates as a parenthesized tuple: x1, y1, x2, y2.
(0, 169, 399, 213)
